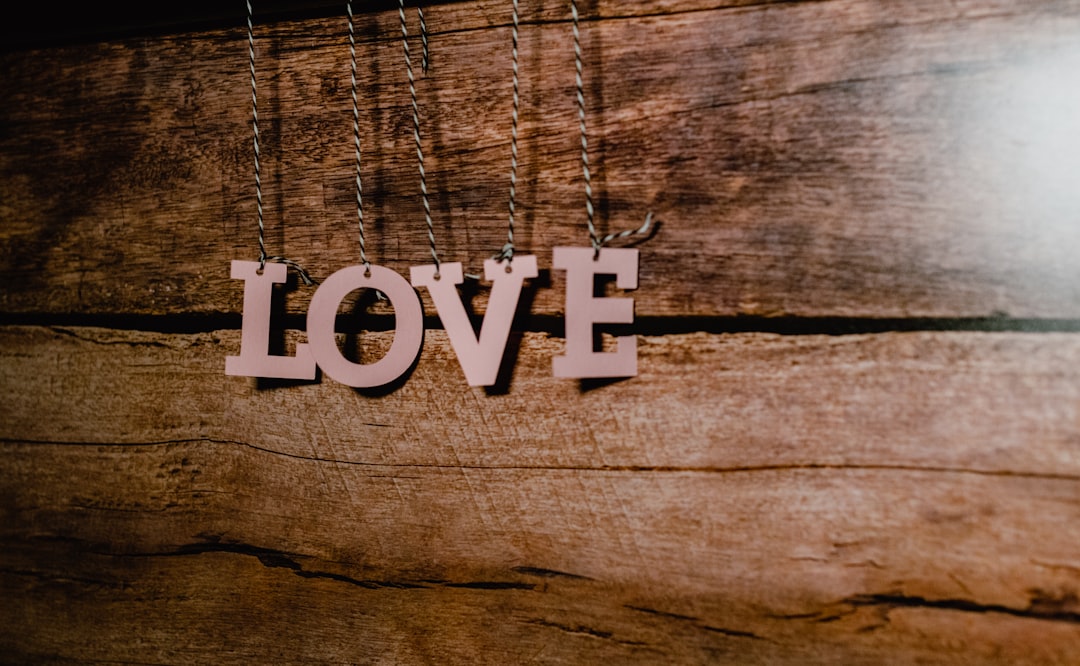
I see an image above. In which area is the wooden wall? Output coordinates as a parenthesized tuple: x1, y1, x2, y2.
(3, 0, 1080, 662)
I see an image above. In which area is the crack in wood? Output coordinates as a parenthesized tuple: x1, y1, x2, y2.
(5, 435, 1080, 482)
(698, 625, 768, 640)
(625, 605, 769, 641)
(100, 540, 536, 593)
(512, 566, 594, 581)
(445, 581, 536, 590)
(625, 605, 699, 622)
(46, 326, 174, 349)
(523, 618, 649, 647)
(524, 618, 613, 640)
(844, 592, 1080, 625)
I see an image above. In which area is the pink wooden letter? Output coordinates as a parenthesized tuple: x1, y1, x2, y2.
(552, 247, 639, 378)
(307, 264, 424, 388)
(411, 256, 538, 386)
(225, 260, 317, 380)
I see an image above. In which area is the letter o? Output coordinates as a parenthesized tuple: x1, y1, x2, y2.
(307, 264, 424, 388)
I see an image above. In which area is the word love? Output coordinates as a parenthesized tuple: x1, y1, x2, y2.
(225, 248, 641, 387)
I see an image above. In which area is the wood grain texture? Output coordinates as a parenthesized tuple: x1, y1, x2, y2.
(2, 325, 1080, 662)
(5, 0, 1080, 662)
(4, 325, 1080, 474)
(4, 0, 1080, 317)
(3, 455, 1079, 664)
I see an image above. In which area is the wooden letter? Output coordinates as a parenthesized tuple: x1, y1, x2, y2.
(552, 247, 639, 378)
(225, 260, 317, 380)
(411, 256, 538, 386)
(306, 264, 424, 388)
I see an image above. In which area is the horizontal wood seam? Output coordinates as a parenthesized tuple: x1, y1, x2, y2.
(4, 437, 1079, 482)
(4, 314, 1080, 336)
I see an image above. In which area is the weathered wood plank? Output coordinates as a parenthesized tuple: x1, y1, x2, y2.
(4, 0, 1080, 317)
(3, 442, 1080, 662)
(4, 326, 1080, 660)
(3, 325, 1080, 474)
(5, 1, 1080, 660)
(5, 517, 1078, 666)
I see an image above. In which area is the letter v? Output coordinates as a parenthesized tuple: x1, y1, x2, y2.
(412, 256, 538, 386)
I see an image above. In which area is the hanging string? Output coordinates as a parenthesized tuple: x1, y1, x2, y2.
(248, 0, 265, 264)
(570, 0, 653, 258)
(346, 0, 369, 273)
(345, 2, 389, 301)
(418, 5, 430, 74)
(246, 0, 315, 285)
(570, 0, 596, 252)
(400, 0, 440, 276)
(493, 0, 521, 264)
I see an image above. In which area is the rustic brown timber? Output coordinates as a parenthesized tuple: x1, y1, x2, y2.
(2, 325, 1080, 663)
(6, 326, 1080, 474)
(3, 0, 1080, 317)
(4, 0, 1080, 662)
